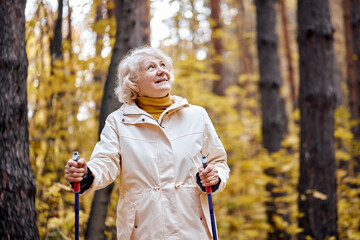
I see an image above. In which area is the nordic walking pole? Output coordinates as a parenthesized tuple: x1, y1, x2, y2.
(72, 151, 81, 240)
(202, 156, 218, 240)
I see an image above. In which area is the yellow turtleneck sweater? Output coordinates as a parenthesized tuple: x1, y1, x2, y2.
(136, 94, 174, 121)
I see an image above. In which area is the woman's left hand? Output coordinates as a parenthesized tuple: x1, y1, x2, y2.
(198, 165, 219, 187)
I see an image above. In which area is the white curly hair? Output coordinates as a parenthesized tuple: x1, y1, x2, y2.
(114, 46, 174, 103)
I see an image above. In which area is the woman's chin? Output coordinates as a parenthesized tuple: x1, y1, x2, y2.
(140, 90, 170, 98)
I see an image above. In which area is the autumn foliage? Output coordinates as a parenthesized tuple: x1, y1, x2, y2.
(24, 0, 360, 239)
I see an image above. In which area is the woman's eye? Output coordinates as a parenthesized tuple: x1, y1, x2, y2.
(148, 65, 154, 70)
(161, 64, 166, 68)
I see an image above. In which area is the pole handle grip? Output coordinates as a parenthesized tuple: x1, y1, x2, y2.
(72, 151, 81, 193)
(201, 156, 212, 193)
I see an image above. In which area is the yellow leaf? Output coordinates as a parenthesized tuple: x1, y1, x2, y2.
(244, 229, 259, 238)
(273, 215, 289, 229)
(306, 189, 328, 200)
(335, 150, 351, 161)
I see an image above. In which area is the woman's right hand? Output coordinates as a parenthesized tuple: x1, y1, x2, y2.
(64, 158, 88, 183)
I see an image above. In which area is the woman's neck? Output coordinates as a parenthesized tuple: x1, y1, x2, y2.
(136, 94, 173, 120)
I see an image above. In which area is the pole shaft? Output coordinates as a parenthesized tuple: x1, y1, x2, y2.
(207, 193, 217, 240)
(75, 193, 79, 240)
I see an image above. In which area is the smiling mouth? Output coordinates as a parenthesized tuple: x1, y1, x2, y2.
(155, 79, 168, 84)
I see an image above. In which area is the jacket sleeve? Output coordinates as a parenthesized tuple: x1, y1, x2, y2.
(82, 114, 121, 194)
(200, 109, 230, 194)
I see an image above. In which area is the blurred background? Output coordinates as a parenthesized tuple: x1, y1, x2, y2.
(22, 0, 360, 239)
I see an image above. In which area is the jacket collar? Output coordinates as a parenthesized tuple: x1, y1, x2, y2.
(120, 95, 189, 126)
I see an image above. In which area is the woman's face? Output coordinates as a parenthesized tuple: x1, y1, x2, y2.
(137, 55, 171, 98)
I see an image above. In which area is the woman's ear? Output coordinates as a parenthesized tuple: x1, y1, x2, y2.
(135, 84, 139, 93)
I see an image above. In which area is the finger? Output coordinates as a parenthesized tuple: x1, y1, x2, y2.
(207, 167, 219, 178)
(67, 171, 85, 178)
(77, 158, 87, 167)
(201, 175, 218, 184)
(201, 177, 219, 187)
(200, 165, 214, 177)
(65, 175, 83, 182)
(65, 169, 85, 181)
(69, 166, 87, 174)
(201, 173, 219, 183)
(67, 159, 78, 167)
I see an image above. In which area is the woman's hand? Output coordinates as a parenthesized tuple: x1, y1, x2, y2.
(198, 165, 219, 187)
(65, 158, 88, 182)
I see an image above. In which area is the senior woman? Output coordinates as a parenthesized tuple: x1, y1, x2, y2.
(65, 46, 230, 240)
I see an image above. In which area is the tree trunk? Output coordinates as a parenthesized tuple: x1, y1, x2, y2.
(342, 0, 357, 173)
(85, 1, 150, 239)
(94, 0, 106, 117)
(297, 0, 338, 239)
(66, 0, 72, 60)
(350, 0, 360, 175)
(234, 0, 252, 83)
(0, 1, 39, 239)
(279, 0, 297, 109)
(50, 0, 63, 66)
(210, 0, 226, 95)
(343, 0, 357, 119)
(45, 0, 63, 179)
(255, 1, 289, 239)
(256, 0, 287, 153)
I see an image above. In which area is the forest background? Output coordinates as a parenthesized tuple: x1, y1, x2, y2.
(2, 0, 360, 239)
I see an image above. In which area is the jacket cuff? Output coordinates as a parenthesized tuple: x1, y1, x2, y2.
(70, 167, 94, 194)
(196, 172, 221, 193)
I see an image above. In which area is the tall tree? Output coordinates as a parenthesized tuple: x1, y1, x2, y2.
(255, 0, 287, 153)
(93, 0, 107, 117)
(0, 0, 39, 239)
(255, 1, 289, 239)
(350, 0, 360, 174)
(50, 0, 63, 67)
(279, 0, 296, 109)
(210, 0, 226, 95)
(342, 0, 358, 173)
(85, 0, 150, 239)
(297, 0, 338, 239)
(343, 0, 357, 120)
(234, 0, 253, 84)
(46, 0, 64, 180)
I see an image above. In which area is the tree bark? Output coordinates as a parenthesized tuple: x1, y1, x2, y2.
(256, 0, 287, 153)
(342, 0, 357, 173)
(343, 0, 357, 119)
(234, 0, 252, 83)
(0, 1, 39, 239)
(279, 0, 297, 109)
(50, 0, 63, 66)
(297, 0, 338, 239)
(255, 1, 289, 239)
(85, 1, 150, 239)
(350, 0, 360, 175)
(94, 0, 106, 117)
(210, 0, 226, 96)
(66, 0, 72, 60)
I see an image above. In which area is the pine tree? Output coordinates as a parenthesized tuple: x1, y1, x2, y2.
(255, 0, 289, 239)
(0, 1, 39, 238)
(297, 0, 339, 238)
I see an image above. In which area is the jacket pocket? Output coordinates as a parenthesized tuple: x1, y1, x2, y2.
(116, 197, 136, 240)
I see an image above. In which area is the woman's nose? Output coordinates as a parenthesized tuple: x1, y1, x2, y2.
(157, 67, 165, 75)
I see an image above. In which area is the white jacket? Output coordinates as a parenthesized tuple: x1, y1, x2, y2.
(86, 95, 230, 240)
